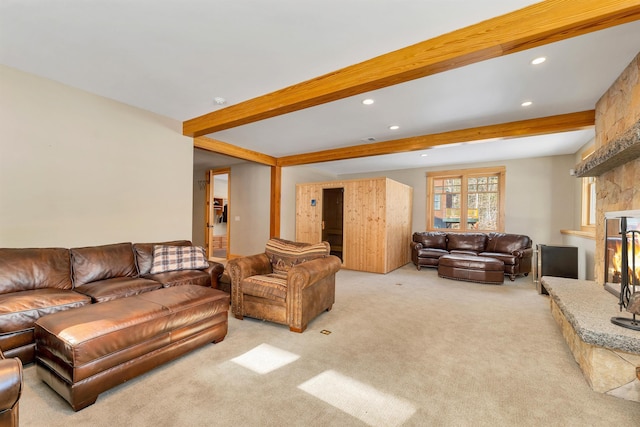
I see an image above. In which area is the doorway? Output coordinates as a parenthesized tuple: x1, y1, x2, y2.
(206, 168, 230, 261)
(322, 188, 344, 261)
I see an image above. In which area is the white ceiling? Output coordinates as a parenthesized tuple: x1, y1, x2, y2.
(2, 1, 639, 174)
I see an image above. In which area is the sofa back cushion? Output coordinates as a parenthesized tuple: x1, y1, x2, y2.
(486, 233, 531, 254)
(71, 243, 137, 287)
(0, 248, 72, 294)
(133, 240, 192, 275)
(265, 238, 329, 276)
(412, 232, 447, 250)
(446, 233, 487, 252)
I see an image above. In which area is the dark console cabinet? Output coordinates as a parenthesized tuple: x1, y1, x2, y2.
(535, 244, 578, 294)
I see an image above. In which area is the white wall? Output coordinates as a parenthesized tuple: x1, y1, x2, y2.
(0, 65, 193, 248)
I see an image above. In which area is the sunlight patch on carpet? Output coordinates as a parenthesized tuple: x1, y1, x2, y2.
(298, 370, 416, 427)
(230, 343, 300, 374)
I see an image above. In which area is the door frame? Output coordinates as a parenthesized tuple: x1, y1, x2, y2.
(205, 168, 231, 259)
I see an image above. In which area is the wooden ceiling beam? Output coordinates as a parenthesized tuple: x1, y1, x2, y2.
(194, 136, 277, 166)
(276, 111, 596, 167)
(183, 0, 640, 137)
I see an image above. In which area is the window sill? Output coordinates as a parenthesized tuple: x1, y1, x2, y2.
(560, 229, 595, 240)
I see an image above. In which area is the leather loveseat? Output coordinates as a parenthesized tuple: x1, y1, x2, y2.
(411, 232, 533, 281)
(0, 240, 224, 365)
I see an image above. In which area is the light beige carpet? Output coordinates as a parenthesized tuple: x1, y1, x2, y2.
(20, 265, 640, 426)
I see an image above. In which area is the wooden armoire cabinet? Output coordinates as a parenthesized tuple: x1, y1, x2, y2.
(296, 177, 413, 273)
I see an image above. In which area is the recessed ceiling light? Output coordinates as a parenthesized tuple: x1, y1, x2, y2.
(421, 153, 428, 157)
(531, 57, 546, 65)
(521, 101, 533, 107)
(362, 99, 374, 105)
(389, 125, 400, 130)
(213, 97, 227, 105)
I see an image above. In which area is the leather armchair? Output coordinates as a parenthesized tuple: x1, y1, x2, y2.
(228, 238, 341, 332)
(0, 349, 22, 427)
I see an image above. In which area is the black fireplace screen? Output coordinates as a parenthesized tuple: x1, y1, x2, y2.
(606, 214, 640, 330)
(605, 215, 640, 290)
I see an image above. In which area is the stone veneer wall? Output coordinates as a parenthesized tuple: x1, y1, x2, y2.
(594, 52, 640, 284)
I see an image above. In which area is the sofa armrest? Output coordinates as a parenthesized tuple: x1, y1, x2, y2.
(227, 253, 272, 286)
(287, 255, 342, 292)
(0, 351, 22, 414)
(513, 247, 534, 259)
(228, 253, 272, 317)
(205, 261, 225, 288)
(410, 242, 424, 251)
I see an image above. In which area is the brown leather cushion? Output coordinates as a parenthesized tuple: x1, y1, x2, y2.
(72, 277, 162, 303)
(0, 248, 72, 293)
(485, 233, 531, 254)
(0, 289, 91, 333)
(478, 252, 517, 266)
(412, 232, 447, 250)
(438, 254, 503, 271)
(71, 243, 137, 287)
(438, 254, 504, 284)
(446, 233, 488, 253)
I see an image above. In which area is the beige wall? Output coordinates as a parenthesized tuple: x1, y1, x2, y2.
(339, 155, 578, 249)
(192, 163, 337, 255)
(0, 65, 193, 248)
(195, 154, 583, 262)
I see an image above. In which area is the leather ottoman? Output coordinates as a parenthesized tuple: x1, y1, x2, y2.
(438, 254, 504, 284)
(35, 285, 229, 411)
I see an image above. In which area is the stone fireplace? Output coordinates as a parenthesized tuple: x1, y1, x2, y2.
(575, 52, 640, 285)
(541, 52, 640, 402)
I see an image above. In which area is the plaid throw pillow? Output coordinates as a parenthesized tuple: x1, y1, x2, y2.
(149, 245, 209, 274)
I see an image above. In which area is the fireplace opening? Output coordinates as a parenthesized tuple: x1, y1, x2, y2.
(605, 211, 640, 330)
(605, 216, 640, 290)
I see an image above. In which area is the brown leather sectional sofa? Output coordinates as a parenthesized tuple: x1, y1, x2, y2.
(0, 240, 224, 365)
(0, 348, 21, 427)
(411, 232, 533, 280)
